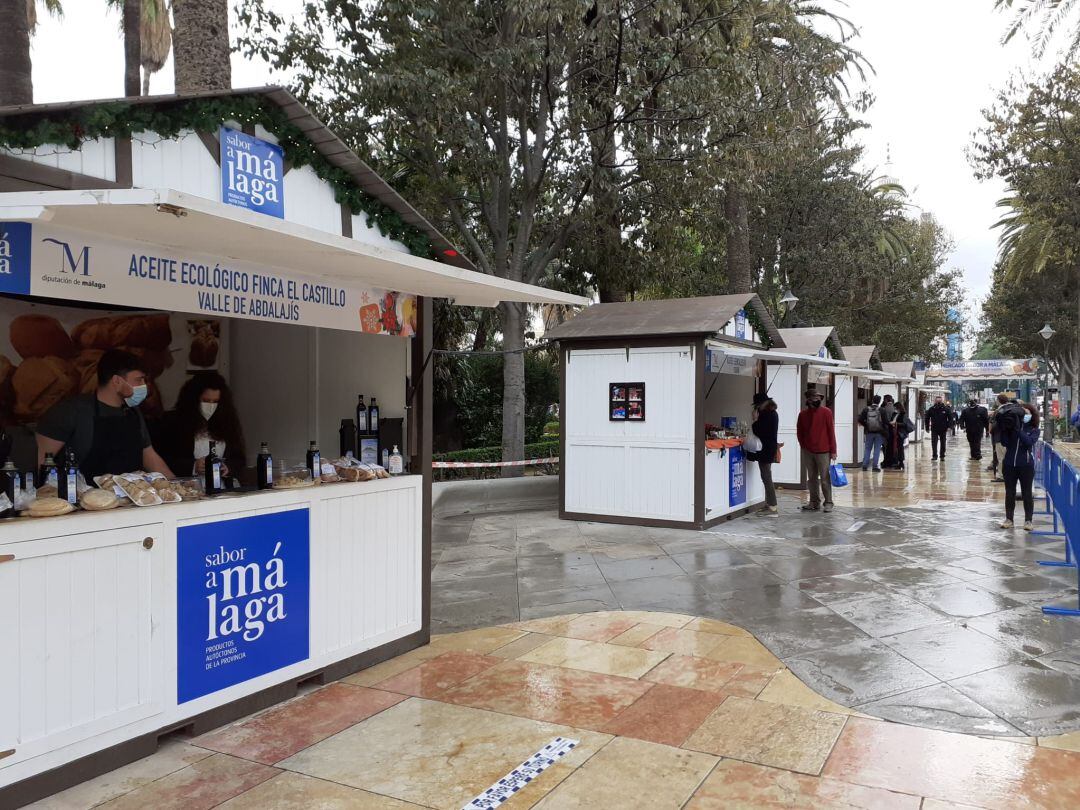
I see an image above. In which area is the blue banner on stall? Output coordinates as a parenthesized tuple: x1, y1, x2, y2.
(0, 221, 32, 295)
(729, 446, 746, 507)
(220, 127, 285, 219)
(734, 309, 747, 339)
(177, 508, 310, 703)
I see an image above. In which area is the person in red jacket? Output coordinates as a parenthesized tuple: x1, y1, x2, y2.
(796, 386, 838, 512)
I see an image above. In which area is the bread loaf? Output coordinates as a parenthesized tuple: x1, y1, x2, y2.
(13, 356, 78, 422)
(10, 315, 76, 359)
(27, 496, 75, 517)
(71, 314, 171, 351)
(80, 488, 119, 511)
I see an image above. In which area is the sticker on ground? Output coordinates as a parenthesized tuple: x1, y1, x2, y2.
(462, 737, 579, 809)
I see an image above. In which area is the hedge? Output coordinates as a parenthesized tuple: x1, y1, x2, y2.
(434, 439, 559, 464)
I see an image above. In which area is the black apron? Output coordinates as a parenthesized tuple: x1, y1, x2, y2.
(80, 399, 145, 481)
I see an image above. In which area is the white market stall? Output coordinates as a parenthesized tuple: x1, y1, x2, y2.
(838, 345, 883, 465)
(765, 328, 849, 487)
(0, 89, 586, 806)
(547, 294, 784, 529)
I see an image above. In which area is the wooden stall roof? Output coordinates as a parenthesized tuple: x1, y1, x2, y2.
(842, 345, 882, 371)
(0, 86, 475, 272)
(545, 294, 784, 347)
(880, 360, 917, 381)
(776, 327, 846, 362)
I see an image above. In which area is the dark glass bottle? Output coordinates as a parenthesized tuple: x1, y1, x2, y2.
(204, 441, 223, 496)
(256, 442, 273, 489)
(306, 440, 321, 481)
(369, 397, 380, 434)
(38, 452, 58, 489)
(1, 460, 19, 517)
(57, 449, 79, 505)
(356, 394, 368, 434)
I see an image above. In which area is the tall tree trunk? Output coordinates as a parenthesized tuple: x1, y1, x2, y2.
(725, 184, 752, 294)
(499, 301, 526, 479)
(123, 0, 142, 97)
(172, 0, 231, 93)
(0, 0, 33, 106)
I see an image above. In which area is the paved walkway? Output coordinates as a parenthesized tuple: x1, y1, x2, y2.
(431, 437, 1080, 737)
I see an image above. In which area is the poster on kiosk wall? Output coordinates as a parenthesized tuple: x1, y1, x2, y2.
(729, 446, 747, 507)
(177, 508, 310, 703)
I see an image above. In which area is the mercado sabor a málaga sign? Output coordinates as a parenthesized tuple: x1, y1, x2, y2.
(0, 221, 416, 337)
(924, 359, 1039, 380)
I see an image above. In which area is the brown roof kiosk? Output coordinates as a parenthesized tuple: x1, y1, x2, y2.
(839, 345, 885, 466)
(547, 294, 804, 530)
(0, 90, 586, 806)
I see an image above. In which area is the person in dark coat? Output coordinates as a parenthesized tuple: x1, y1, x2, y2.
(998, 401, 1040, 530)
(959, 399, 990, 461)
(924, 395, 953, 461)
(750, 392, 779, 515)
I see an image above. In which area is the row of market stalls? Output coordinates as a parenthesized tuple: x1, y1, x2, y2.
(545, 297, 935, 529)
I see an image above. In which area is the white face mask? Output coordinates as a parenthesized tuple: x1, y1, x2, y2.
(200, 402, 218, 421)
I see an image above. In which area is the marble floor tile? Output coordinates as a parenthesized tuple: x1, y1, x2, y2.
(279, 698, 610, 810)
(607, 622, 665, 647)
(217, 772, 422, 809)
(907, 582, 1023, 619)
(489, 632, 556, 659)
(601, 684, 726, 747)
(683, 616, 753, 637)
(684, 759, 921, 809)
(439, 660, 652, 729)
(26, 740, 213, 810)
(1039, 730, 1080, 752)
(756, 669, 858, 716)
(827, 592, 950, 638)
(342, 647, 446, 687)
(192, 684, 406, 765)
(560, 612, 643, 642)
(374, 652, 502, 698)
(95, 754, 279, 810)
(785, 638, 938, 706)
(508, 614, 579, 635)
(701, 635, 783, 669)
(517, 582, 621, 611)
(824, 717, 1080, 809)
(607, 574, 711, 607)
(721, 665, 783, 699)
(595, 609, 696, 628)
(642, 654, 745, 693)
(684, 696, 847, 775)
(534, 736, 717, 809)
(858, 683, 1023, 736)
(589, 541, 668, 561)
(640, 626, 729, 657)
(668, 547, 759, 573)
(428, 626, 526, 654)
(965, 606, 1080, 657)
(518, 636, 670, 678)
(880, 622, 1028, 681)
(950, 659, 1080, 737)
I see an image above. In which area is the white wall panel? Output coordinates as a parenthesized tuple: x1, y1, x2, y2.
(2, 138, 117, 182)
(132, 130, 220, 198)
(282, 164, 342, 233)
(768, 364, 803, 485)
(565, 443, 624, 515)
(626, 445, 693, 521)
(350, 210, 411, 254)
(835, 376, 855, 465)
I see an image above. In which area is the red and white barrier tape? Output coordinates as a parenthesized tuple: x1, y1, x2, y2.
(433, 456, 559, 469)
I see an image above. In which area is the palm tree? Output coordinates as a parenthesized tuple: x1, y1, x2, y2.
(0, 0, 63, 106)
(996, 0, 1080, 58)
(105, 0, 172, 96)
(172, 0, 230, 93)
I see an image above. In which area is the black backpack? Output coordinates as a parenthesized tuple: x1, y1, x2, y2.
(995, 404, 1023, 436)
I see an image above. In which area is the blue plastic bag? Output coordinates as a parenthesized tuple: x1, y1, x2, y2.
(830, 463, 849, 488)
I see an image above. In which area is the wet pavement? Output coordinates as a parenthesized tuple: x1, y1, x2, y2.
(433, 437, 1080, 737)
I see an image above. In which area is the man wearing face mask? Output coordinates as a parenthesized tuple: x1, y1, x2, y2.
(36, 349, 174, 481)
(796, 386, 838, 512)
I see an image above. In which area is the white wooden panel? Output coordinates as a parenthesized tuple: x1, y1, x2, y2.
(283, 164, 342, 233)
(907, 388, 921, 441)
(625, 445, 694, 521)
(0, 524, 162, 768)
(565, 443, 624, 515)
(705, 450, 727, 516)
(2, 138, 117, 181)
(350, 210, 411, 254)
(747, 460, 765, 504)
(835, 376, 855, 465)
(132, 130, 220, 199)
(768, 364, 803, 484)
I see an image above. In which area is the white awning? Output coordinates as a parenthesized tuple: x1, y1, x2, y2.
(0, 188, 590, 308)
(732, 348, 849, 367)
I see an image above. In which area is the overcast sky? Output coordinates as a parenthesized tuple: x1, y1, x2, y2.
(25, 1, 1044, 321)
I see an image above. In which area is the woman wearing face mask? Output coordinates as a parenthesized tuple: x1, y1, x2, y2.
(997, 401, 1040, 531)
(158, 371, 246, 487)
(36, 349, 175, 480)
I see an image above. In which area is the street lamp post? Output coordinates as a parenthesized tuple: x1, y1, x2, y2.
(779, 289, 799, 329)
(1038, 323, 1056, 442)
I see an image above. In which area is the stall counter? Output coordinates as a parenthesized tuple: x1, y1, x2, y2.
(0, 476, 422, 789)
(704, 439, 765, 519)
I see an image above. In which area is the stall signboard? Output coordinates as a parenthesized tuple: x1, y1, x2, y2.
(729, 445, 746, 507)
(719, 353, 754, 377)
(734, 309, 747, 340)
(0, 221, 417, 337)
(925, 359, 1039, 380)
(706, 347, 722, 373)
(177, 508, 310, 703)
(220, 127, 285, 219)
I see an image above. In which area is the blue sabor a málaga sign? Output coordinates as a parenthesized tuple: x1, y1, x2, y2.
(177, 508, 310, 703)
(734, 309, 747, 339)
(220, 126, 285, 219)
(729, 445, 746, 507)
(0, 221, 32, 295)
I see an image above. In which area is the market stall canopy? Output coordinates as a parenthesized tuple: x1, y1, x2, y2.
(880, 361, 917, 382)
(776, 327, 846, 362)
(544, 293, 783, 346)
(729, 347, 849, 367)
(840, 345, 882, 371)
(0, 188, 589, 308)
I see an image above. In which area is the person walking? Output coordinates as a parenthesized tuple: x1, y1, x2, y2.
(857, 394, 887, 472)
(881, 394, 898, 469)
(796, 387, 837, 513)
(998, 401, 1040, 530)
(959, 399, 990, 461)
(889, 401, 913, 471)
(924, 395, 952, 461)
(750, 393, 779, 516)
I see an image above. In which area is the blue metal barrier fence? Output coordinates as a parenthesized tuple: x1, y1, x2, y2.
(1034, 441, 1080, 616)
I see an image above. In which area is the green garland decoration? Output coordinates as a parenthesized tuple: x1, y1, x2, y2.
(744, 303, 773, 348)
(0, 96, 435, 259)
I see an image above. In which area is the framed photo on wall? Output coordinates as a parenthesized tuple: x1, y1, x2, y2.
(610, 382, 645, 421)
